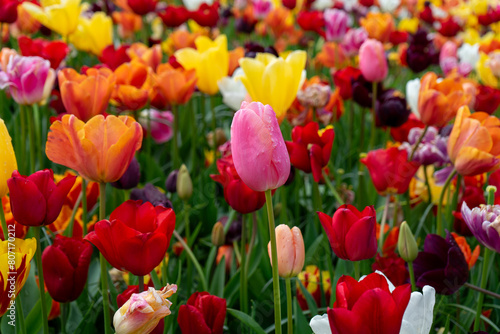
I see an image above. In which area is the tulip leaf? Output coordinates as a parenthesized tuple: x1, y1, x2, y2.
(209, 256, 226, 297)
(446, 303, 500, 332)
(297, 279, 318, 317)
(227, 308, 267, 334)
(25, 292, 52, 334)
(294, 297, 313, 334)
(1, 311, 16, 334)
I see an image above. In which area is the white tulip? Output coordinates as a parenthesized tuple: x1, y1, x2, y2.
(457, 43, 480, 69)
(406, 78, 421, 118)
(218, 68, 248, 111)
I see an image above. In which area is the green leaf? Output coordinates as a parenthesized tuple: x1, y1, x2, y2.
(25, 292, 52, 334)
(294, 297, 313, 334)
(297, 280, 318, 317)
(209, 256, 226, 298)
(227, 308, 267, 334)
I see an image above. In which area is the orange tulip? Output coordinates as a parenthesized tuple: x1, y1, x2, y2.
(58, 67, 116, 122)
(112, 11, 142, 40)
(447, 106, 500, 176)
(315, 42, 347, 69)
(127, 43, 162, 71)
(360, 12, 395, 43)
(417, 72, 473, 127)
(153, 63, 197, 106)
(451, 232, 480, 270)
(46, 114, 143, 183)
(228, 47, 244, 76)
(112, 60, 150, 111)
(161, 30, 200, 55)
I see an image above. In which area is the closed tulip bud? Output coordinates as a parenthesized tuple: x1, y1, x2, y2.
(165, 170, 178, 193)
(211, 222, 225, 247)
(0, 119, 17, 198)
(110, 157, 141, 190)
(359, 39, 388, 82)
(177, 164, 193, 201)
(398, 221, 418, 262)
(113, 285, 177, 334)
(268, 225, 305, 278)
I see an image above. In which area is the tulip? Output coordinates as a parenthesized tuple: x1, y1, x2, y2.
(22, 0, 85, 37)
(461, 203, 500, 254)
(42, 235, 92, 302)
(112, 60, 150, 112)
(127, 0, 157, 15)
(372, 252, 409, 286)
(296, 11, 325, 38)
(401, 126, 449, 166)
(114, 285, 177, 334)
(333, 66, 362, 100)
(0, 119, 17, 199)
(0, 54, 55, 105)
(18, 36, 69, 70)
(112, 12, 142, 40)
(177, 292, 226, 334)
(447, 106, 500, 176)
(296, 265, 331, 311)
(361, 147, 420, 196)
(417, 72, 473, 127)
(238, 51, 306, 121)
(158, 5, 190, 28)
(7, 170, 76, 227)
(174, 35, 228, 95)
(68, 12, 113, 56)
(318, 205, 377, 261)
(398, 221, 418, 263)
(285, 122, 334, 182)
(130, 183, 173, 208)
(99, 45, 132, 71)
(85, 200, 176, 276)
(0, 0, 19, 23)
(341, 28, 368, 57)
(316, 42, 347, 69)
(177, 165, 193, 201)
(359, 12, 395, 43)
(190, 2, 219, 27)
(46, 114, 143, 183)
(230, 101, 290, 192)
(217, 68, 248, 111)
(474, 84, 500, 115)
(412, 233, 469, 295)
(138, 109, 174, 145)
(380, 0, 400, 12)
(127, 43, 163, 71)
(58, 67, 116, 122)
(253, 0, 272, 20)
(268, 225, 305, 278)
(153, 63, 197, 106)
(211, 222, 225, 247)
(359, 39, 388, 82)
(0, 238, 36, 316)
(376, 90, 411, 127)
(324, 9, 350, 42)
(0, 197, 30, 241)
(110, 157, 141, 190)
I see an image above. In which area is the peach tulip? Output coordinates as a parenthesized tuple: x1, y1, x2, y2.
(46, 114, 143, 183)
(268, 225, 305, 278)
(359, 39, 388, 82)
(230, 101, 290, 192)
(447, 106, 500, 176)
(152, 63, 197, 106)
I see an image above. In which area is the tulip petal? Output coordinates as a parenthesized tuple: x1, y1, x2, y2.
(7, 176, 46, 226)
(177, 305, 212, 334)
(344, 216, 377, 261)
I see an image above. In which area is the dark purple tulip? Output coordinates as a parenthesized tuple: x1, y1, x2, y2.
(413, 232, 468, 295)
(376, 90, 410, 127)
(130, 183, 172, 208)
(165, 170, 179, 193)
(461, 203, 500, 254)
(110, 157, 140, 190)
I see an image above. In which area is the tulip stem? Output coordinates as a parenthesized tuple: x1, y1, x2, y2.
(424, 166, 432, 204)
(322, 170, 345, 205)
(172, 104, 180, 169)
(474, 247, 491, 331)
(240, 216, 248, 314)
(82, 178, 88, 236)
(64, 191, 82, 237)
(32, 104, 43, 170)
(16, 294, 27, 334)
(19, 105, 27, 173)
(285, 278, 293, 334)
(436, 169, 457, 236)
(408, 125, 429, 161)
(98, 183, 112, 334)
(34, 226, 49, 334)
(369, 82, 377, 150)
(464, 282, 500, 299)
(138, 275, 145, 292)
(265, 189, 282, 334)
(0, 205, 8, 240)
(378, 194, 391, 251)
(408, 261, 416, 291)
(61, 302, 68, 334)
(172, 230, 208, 291)
(353, 261, 360, 281)
(27, 105, 36, 174)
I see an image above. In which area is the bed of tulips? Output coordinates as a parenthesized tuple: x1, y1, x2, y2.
(1, 0, 500, 333)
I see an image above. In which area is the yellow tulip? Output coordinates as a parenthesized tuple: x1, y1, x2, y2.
(0, 119, 17, 199)
(237, 51, 306, 121)
(69, 12, 113, 56)
(22, 0, 86, 37)
(174, 35, 228, 95)
(477, 52, 500, 88)
(398, 18, 419, 34)
(0, 238, 36, 317)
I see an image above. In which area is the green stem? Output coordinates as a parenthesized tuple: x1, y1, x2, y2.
(27, 106, 36, 174)
(34, 227, 49, 334)
(265, 189, 282, 334)
(210, 95, 217, 171)
(286, 278, 293, 334)
(184, 201, 192, 295)
(32, 104, 43, 170)
(0, 205, 8, 240)
(61, 302, 68, 334)
(408, 125, 429, 161)
(424, 165, 432, 204)
(19, 105, 27, 174)
(98, 183, 112, 334)
(408, 261, 416, 291)
(81, 179, 88, 236)
(322, 170, 345, 205)
(369, 82, 377, 149)
(16, 290, 26, 334)
(240, 216, 247, 314)
(63, 191, 82, 237)
(473, 247, 491, 331)
(189, 99, 197, 171)
(379, 194, 391, 251)
(172, 230, 208, 291)
(138, 275, 144, 292)
(436, 169, 457, 236)
(354, 261, 360, 281)
(172, 104, 180, 169)
(311, 177, 322, 212)
(360, 108, 365, 150)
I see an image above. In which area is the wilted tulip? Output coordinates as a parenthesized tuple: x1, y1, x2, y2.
(230, 102, 290, 192)
(268, 225, 305, 278)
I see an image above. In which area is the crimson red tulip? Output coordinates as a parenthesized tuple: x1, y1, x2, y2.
(177, 292, 226, 334)
(437, 17, 462, 37)
(286, 122, 334, 183)
(98, 45, 131, 71)
(328, 273, 411, 334)
(7, 170, 76, 227)
(0, 0, 19, 23)
(42, 235, 93, 302)
(210, 154, 266, 214)
(474, 84, 500, 115)
(18, 36, 70, 70)
(390, 114, 425, 142)
(372, 252, 409, 286)
(190, 2, 219, 27)
(318, 205, 377, 261)
(333, 67, 362, 100)
(85, 200, 175, 276)
(158, 5, 190, 28)
(297, 11, 325, 38)
(361, 147, 420, 195)
(127, 0, 157, 15)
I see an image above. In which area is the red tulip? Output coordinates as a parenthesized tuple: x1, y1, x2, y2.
(296, 11, 325, 38)
(474, 84, 500, 115)
(286, 122, 334, 183)
(127, 0, 157, 15)
(18, 36, 69, 69)
(0, 0, 19, 24)
(437, 17, 462, 37)
(7, 170, 76, 227)
(328, 273, 411, 334)
(177, 292, 226, 334)
(361, 147, 420, 195)
(85, 200, 175, 276)
(390, 114, 425, 142)
(98, 45, 131, 71)
(372, 252, 409, 286)
(158, 5, 190, 28)
(333, 66, 362, 100)
(42, 235, 93, 302)
(190, 2, 219, 27)
(317, 205, 377, 261)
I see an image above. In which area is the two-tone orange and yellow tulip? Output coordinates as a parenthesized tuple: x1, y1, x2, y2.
(448, 105, 500, 176)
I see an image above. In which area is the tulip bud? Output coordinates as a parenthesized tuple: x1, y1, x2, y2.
(211, 222, 225, 247)
(110, 157, 141, 190)
(176, 164, 193, 201)
(113, 285, 177, 334)
(165, 170, 178, 193)
(0, 119, 17, 198)
(268, 225, 305, 278)
(397, 221, 418, 262)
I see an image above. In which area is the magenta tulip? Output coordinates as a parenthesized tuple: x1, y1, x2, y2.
(359, 39, 388, 82)
(230, 101, 290, 192)
(324, 9, 350, 42)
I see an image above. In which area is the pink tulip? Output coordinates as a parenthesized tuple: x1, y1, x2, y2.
(253, 0, 272, 20)
(268, 224, 305, 278)
(0, 54, 55, 105)
(139, 109, 174, 144)
(324, 9, 350, 42)
(359, 39, 388, 82)
(341, 27, 368, 57)
(230, 101, 290, 192)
